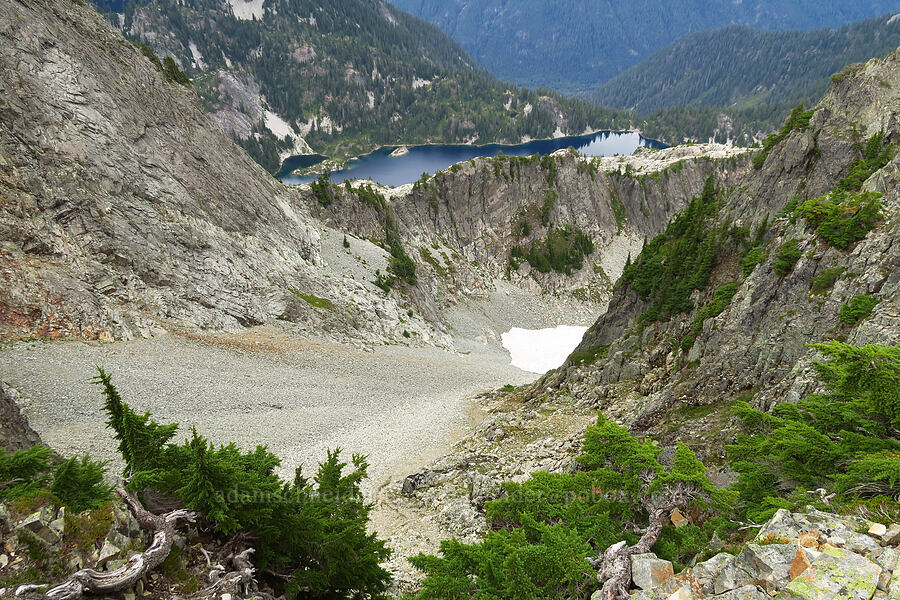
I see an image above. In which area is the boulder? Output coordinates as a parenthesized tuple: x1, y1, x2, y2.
(96, 539, 123, 567)
(872, 548, 900, 573)
(714, 543, 797, 595)
(776, 547, 881, 600)
(882, 525, 900, 546)
(693, 553, 736, 595)
(18, 510, 61, 546)
(670, 509, 689, 528)
(631, 553, 675, 590)
(712, 585, 770, 600)
(869, 524, 888, 540)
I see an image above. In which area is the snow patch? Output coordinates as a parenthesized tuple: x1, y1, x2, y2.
(228, 0, 265, 21)
(501, 326, 589, 374)
(888, 13, 900, 25)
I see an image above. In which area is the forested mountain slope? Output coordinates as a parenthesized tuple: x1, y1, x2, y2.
(97, 0, 627, 172)
(389, 0, 900, 94)
(553, 48, 900, 457)
(591, 15, 900, 114)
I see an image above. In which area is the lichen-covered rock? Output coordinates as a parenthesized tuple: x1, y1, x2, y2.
(714, 543, 797, 595)
(712, 584, 770, 600)
(632, 553, 675, 590)
(776, 546, 881, 600)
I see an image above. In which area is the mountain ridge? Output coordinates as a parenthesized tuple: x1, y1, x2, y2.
(590, 15, 900, 115)
(388, 0, 900, 94)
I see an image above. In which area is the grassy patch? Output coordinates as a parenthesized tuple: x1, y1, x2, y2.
(567, 344, 610, 367)
(290, 290, 333, 310)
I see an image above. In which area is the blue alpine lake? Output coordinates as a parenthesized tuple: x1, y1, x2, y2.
(277, 130, 664, 187)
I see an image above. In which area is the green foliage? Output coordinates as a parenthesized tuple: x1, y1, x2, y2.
(0, 445, 111, 513)
(728, 342, 900, 515)
(343, 235, 350, 249)
(753, 104, 815, 169)
(412, 414, 732, 600)
(161, 56, 191, 86)
(681, 282, 739, 350)
(50, 456, 113, 513)
(541, 190, 557, 227)
(290, 290, 333, 310)
(620, 175, 726, 325)
(567, 344, 610, 367)
(132, 41, 191, 86)
(797, 191, 882, 249)
(833, 132, 895, 194)
(515, 226, 594, 275)
(839, 294, 878, 325)
(0, 445, 53, 500)
(810, 267, 844, 294)
(96, 369, 391, 598)
(771, 239, 802, 276)
(741, 246, 768, 277)
(310, 171, 334, 208)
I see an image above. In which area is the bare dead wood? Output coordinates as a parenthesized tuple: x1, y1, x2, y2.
(592, 481, 702, 600)
(16, 484, 196, 600)
(181, 548, 259, 600)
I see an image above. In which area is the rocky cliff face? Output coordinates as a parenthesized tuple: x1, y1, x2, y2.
(0, 0, 755, 347)
(0, 0, 429, 344)
(302, 145, 749, 330)
(547, 47, 900, 453)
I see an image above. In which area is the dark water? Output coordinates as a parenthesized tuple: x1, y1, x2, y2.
(277, 131, 665, 187)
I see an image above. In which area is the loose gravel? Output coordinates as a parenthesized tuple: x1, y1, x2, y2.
(0, 327, 535, 499)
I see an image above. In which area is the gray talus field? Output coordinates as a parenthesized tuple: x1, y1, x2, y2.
(0, 327, 536, 498)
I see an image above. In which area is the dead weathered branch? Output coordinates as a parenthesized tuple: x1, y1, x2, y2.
(16, 484, 196, 600)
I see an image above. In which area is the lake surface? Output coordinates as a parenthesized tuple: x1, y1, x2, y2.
(278, 130, 664, 187)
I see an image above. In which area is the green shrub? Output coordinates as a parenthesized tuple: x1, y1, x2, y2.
(0, 445, 53, 500)
(681, 282, 739, 350)
(728, 341, 900, 516)
(161, 56, 191, 86)
(810, 267, 844, 294)
(50, 456, 113, 513)
(520, 226, 594, 275)
(839, 294, 878, 325)
(753, 104, 815, 169)
(833, 132, 895, 194)
(771, 239, 801, 276)
(798, 191, 882, 249)
(412, 415, 734, 600)
(0, 446, 112, 513)
(93, 368, 392, 597)
(741, 246, 767, 277)
(541, 190, 557, 226)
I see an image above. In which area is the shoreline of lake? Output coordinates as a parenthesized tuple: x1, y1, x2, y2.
(278, 129, 666, 187)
